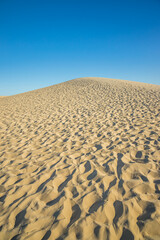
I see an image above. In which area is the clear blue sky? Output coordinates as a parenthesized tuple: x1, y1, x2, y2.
(0, 0, 160, 95)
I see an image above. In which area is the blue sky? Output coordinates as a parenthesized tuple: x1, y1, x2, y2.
(0, 0, 160, 95)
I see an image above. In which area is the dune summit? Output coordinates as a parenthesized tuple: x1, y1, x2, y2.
(0, 77, 160, 240)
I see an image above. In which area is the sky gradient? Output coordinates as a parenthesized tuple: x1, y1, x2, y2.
(0, 0, 160, 95)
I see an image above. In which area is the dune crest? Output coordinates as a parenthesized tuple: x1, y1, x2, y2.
(0, 77, 160, 240)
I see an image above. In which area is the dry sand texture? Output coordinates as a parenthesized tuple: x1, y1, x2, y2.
(0, 77, 160, 240)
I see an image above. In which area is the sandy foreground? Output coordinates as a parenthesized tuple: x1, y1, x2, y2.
(0, 77, 160, 240)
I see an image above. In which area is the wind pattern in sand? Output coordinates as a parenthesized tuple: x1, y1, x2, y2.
(0, 78, 160, 240)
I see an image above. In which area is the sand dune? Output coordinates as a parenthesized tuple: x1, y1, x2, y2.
(0, 77, 160, 240)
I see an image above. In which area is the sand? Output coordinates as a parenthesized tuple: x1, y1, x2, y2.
(0, 77, 160, 240)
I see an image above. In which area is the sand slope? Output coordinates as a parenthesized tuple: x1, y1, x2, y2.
(0, 77, 160, 240)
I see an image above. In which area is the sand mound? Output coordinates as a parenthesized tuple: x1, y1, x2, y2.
(0, 77, 160, 240)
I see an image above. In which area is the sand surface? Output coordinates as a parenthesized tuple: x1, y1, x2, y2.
(0, 77, 160, 240)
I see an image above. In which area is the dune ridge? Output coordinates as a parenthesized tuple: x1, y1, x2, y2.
(0, 77, 160, 240)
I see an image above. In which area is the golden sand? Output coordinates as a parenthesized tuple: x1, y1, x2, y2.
(0, 77, 160, 240)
